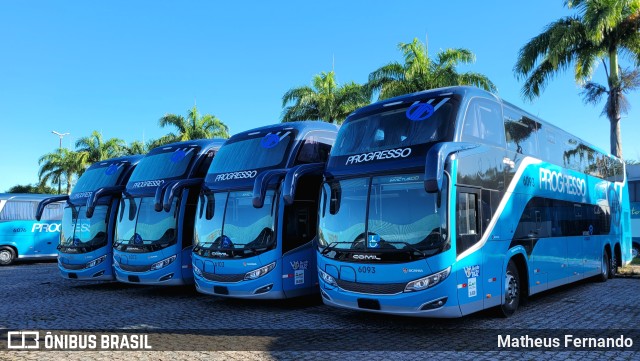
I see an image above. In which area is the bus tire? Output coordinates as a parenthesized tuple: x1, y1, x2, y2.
(597, 251, 609, 282)
(499, 260, 520, 318)
(0, 247, 16, 266)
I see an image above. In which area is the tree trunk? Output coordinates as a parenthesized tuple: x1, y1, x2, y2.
(607, 50, 623, 158)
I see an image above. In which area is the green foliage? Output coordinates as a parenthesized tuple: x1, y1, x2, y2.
(514, 0, 640, 157)
(38, 148, 87, 194)
(367, 38, 497, 100)
(159, 105, 230, 141)
(6, 183, 56, 194)
(75, 131, 127, 164)
(281, 71, 370, 124)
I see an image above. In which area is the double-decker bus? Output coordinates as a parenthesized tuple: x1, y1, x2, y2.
(113, 139, 225, 285)
(317, 86, 631, 317)
(192, 122, 336, 298)
(36, 156, 142, 280)
(0, 194, 64, 265)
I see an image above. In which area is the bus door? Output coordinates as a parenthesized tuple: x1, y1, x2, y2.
(455, 186, 484, 315)
(34, 202, 63, 255)
(281, 175, 321, 297)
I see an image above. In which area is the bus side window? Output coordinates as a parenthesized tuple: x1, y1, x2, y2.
(295, 133, 334, 165)
(456, 191, 480, 255)
(41, 203, 63, 221)
(0, 201, 34, 220)
(461, 99, 504, 147)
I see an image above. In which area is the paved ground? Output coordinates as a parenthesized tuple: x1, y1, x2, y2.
(0, 261, 639, 360)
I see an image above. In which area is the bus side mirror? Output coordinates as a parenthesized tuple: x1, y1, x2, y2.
(154, 180, 179, 212)
(36, 195, 69, 221)
(424, 142, 478, 193)
(252, 169, 287, 208)
(86, 186, 125, 218)
(282, 163, 325, 205)
(162, 178, 204, 212)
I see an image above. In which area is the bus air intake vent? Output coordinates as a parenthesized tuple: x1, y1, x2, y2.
(202, 271, 245, 283)
(119, 263, 152, 272)
(336, 279, 405, 295)
(60, 262, 86, 271)
(357, 298, 381, 310)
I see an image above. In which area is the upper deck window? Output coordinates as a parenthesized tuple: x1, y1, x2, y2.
(129, 147, 197, 182)
(461, 98, 504, 146)
(207, 130, 295, 175)
(73, 162, 126, 193)
(331, 95, 457, 157)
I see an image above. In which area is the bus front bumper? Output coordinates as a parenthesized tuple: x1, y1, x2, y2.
(194, 272, 285, 299)
(114, 261, 192, 286)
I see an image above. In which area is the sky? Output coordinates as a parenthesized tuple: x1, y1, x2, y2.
(1, 1, 639, 192)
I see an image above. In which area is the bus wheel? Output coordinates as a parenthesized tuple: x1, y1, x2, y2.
(499, 260, 520, 317)
(598, 251, 609, 282)
(0, 247, 16, 266)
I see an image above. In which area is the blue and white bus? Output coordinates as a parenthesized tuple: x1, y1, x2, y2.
(0, 194, 64, 265)
(37, 156, 142, 280)
(317, 86, 631, 317)
(113, 139, 225, 285)
(192, 122, 337, 298)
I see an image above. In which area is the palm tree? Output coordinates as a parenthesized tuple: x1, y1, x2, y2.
(75, 131, 126, 164)
(367, 38, 497, 101)
(125, 140, 149, 155)
(514, 0, 640, 158)
(38, 149, 87, 194)
(159, 105, 230, 141)
(281, 71, 370, 124)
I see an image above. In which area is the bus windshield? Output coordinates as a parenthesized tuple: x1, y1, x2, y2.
(195, 190, 276, 255)
(332, 95, 456, 157)
(206, 131, 294, 178)
(59, 205, 109, 249)
(115, 196, 178, 248)
(318, 174, 448, 256)
(128, 147, 196, 183)
(73, 163, 126, 194)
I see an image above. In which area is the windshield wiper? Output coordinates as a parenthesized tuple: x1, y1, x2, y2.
(377, 241, 429, 257)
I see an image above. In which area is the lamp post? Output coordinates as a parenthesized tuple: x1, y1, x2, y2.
(51, 130, 70, 194)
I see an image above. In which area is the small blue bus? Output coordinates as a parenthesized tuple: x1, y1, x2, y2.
(192, 122, 337, 298)
(113, 139, 225, 285)
(317, 86, 631, 317)
(37, 156, 142, 280)
(0, 194, 64, 265)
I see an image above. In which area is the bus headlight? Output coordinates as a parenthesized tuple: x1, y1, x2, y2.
(244, 262, 276, 280)
(150, 255, 177, 271)
(85, 255, 107, 269)
(404, 267, 450, 292)
(318, 268, 337, 287)
(193, 264, 203, 277)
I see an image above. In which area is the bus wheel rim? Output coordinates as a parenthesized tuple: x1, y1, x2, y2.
(0, 250, 10, 262)
(505, 272, 518, 304)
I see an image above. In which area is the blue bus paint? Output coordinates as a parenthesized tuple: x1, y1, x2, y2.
(113, 139, 225, 286)
(317, 86, 631, 317)
(0, 194, 64, 265)
(38, 156, 142, 280)
(192, 122, 337, 299)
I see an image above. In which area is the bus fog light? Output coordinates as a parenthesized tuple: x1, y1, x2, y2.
(318, 268, 337, 287)
(244, 262, 276, 280)
(150, 255, 176, 271)
(85, 255, 107, 269)
(404, 267, 450, 292)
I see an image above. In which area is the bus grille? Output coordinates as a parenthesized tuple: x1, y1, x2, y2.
(202, 271, 245, 283)
(60, 262, 85, 271)
(336, 279, 405, 295)
(118, 263, 151, 272)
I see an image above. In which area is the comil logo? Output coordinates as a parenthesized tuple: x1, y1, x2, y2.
(539, 168, 586, 196)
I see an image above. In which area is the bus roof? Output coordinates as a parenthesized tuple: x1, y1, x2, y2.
(227, 121, 337, 142)
(0, 193, 64, 202)
(348, 85, 619, 161)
